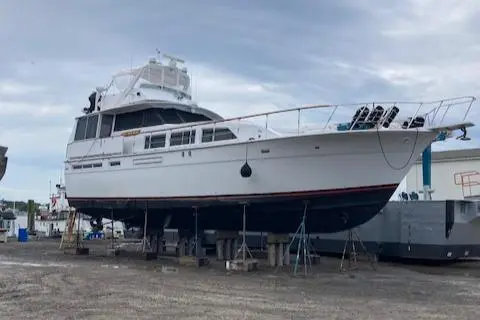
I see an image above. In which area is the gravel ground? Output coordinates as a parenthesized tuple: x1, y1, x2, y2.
(0, 239, 479, 320)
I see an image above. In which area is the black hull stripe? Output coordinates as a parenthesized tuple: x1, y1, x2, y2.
(68, 183, 398, 202)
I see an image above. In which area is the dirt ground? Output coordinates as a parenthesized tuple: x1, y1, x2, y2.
(0, 239, 479, 320)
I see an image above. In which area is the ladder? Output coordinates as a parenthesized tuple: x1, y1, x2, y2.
(59, 209, 83, 250)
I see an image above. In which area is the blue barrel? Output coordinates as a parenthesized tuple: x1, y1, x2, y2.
(18, 228, 28, 242)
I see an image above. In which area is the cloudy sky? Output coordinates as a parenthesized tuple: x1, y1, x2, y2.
(0, 0, 479, 202)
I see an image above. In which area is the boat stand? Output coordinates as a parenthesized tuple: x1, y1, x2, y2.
(179, 207, 209, 267)
(339, 228, 377, 272)
(287, 201, 315, 276)
(234, 202, 253, 261)
(139, 207, 156, 260)
(105, 209, 120, 256)
(226, 202, 258, 271)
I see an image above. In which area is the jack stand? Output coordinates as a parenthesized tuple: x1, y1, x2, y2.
(139, 206, 154, 259)
(288, 201, 314, 277)
(106, 209, 119, 257)
(234, 202, 253, 262)
(226, 202, 258, 272)
(179, 207, 208, 267)
(339, 228, 377, 272)
(192, 206, 200, 257)
(192, 206, 208, 266)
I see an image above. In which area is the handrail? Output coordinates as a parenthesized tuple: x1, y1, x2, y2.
(453, 171, 480, 199)
(454, 171, 480, 186)
(114, 96, 476, 136)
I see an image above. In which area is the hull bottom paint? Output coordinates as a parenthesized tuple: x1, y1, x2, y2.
(68, 184, 398, 234)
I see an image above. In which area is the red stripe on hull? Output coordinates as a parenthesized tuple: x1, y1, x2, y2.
(68, 183, 398, 202)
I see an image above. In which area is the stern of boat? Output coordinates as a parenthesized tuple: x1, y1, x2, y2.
(0, 146, 7, 182)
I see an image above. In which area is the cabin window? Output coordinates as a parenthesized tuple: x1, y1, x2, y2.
(145, 134, 166, 149)
(110, 161, 121, 166)
(176, 110, 211, 123)
(170, 130, 196, 146)
(99, 114, 114, 138)
(214, 128, 236, 141)
(72, 162, 102, 169)
(112, 106, 214, 132)
(201, 128, 236, 142)
(143, 109, 165, 127)
(114, 111, 143, 132)
(160, 109, 183, 124)
(85, 115, 99, 139)
(202, 129, 214, 142)
(74, 117, 87, 141)
(74, 115, 99, 141)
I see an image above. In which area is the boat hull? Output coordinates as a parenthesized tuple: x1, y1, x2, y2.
(69, 184, 397, 233)
(65, 129, 437, 233)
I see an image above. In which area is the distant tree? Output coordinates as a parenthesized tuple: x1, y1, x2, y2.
(1, 200, 46, 213)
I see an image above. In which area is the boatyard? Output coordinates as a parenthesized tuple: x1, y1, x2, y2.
(2, 1, 480, 320)
(0, 239, 479, 320)
(0, 53, 479, 320)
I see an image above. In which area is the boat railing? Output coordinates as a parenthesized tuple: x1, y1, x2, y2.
(133, 96, 476, 140)
(454, 171, 480, 199)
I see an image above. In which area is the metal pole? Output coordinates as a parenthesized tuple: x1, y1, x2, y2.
(143, 209, 148, 253)
(76, 211, 81, 248)
(194, 207, 198, 257)
(422, 144, 432, 200)
(242, 204, 246, 262)
(110, 209, 114, 250)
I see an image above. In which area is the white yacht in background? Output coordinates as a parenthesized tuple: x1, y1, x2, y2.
(63, 52, 476, 234)
(0, 145, 8, 182)
(36, 181, 124, 238)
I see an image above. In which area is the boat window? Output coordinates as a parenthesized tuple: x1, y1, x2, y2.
(214, 128, 236, 141)
(170, 130, 196, 146)
(72, 162, 102, 169)
(74, 117, 88, 141)
(99, 114, 114, 138)
(176, 110, 211, 123)
(201, 128, 236, 143)
(160, 109, 183, 124)
(114, 110, 143, 132)
(143, 109, 165, 127)
(85, 114, 99, 139)
(202, 128, 214, 142)
(112, 107, 214, 132)
(145, 134, 166, 149)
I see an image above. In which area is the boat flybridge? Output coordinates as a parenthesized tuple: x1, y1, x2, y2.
(64, 52, 476, 234)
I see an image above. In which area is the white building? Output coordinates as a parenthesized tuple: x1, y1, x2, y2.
(398, 148, 480, 200)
